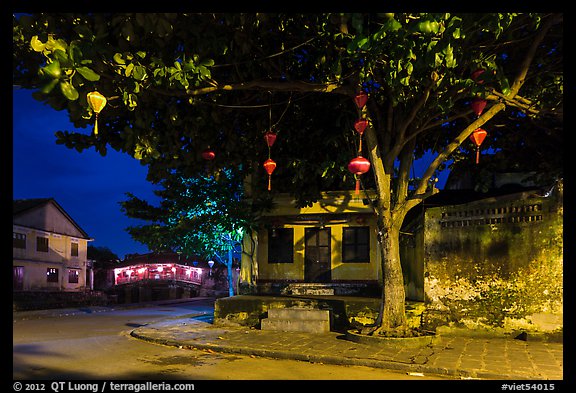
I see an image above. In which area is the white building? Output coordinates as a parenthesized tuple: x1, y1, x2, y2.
(13, 198, 93, 292)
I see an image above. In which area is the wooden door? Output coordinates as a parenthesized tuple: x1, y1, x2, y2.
(304, 228, 331, 283)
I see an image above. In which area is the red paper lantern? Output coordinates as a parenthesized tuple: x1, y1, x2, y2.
(263, 158, 277, 191)
(348, 156, 370, 194)
(471, 97, 487, 116)
(469, 128, 488, 164)
(471, 68, 485, 84)
(354, 91, 368, 109)
(264, 131, 277, 148)
(354, 119, 369, 135)
(201, 149, 215, 161)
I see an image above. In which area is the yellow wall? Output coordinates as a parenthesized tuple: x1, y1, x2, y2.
(244, 191, 381, 283)
(257, 221, 380, 282)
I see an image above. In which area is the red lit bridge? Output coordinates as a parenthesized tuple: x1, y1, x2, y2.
(114, 263, 204, 286)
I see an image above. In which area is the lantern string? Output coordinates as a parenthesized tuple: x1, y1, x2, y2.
(94, 114, 99, 136)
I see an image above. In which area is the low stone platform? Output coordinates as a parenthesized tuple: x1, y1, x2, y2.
(214, 294, 426, 332)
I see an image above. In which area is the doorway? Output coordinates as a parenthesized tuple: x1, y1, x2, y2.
(13, 266, 24, 290)
(304, 228, 331, 282)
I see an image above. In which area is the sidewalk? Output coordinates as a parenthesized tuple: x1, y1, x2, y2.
(130, 316, 564, 380)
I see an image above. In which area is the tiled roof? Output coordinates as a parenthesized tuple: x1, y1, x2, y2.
(13, 198, 54, 215)
(13, 198, 90, 239)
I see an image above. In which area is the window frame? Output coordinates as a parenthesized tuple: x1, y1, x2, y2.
(37, 236, 49, 253)
(342, 226, 371, 263)
(13, 232, 26, 249)
(68, 269, 79, 283)
(47, 268, 59, 283)
(71, 242, 79, 257)
(267, 227, 294, 264)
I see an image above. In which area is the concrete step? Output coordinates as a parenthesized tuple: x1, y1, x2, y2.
(261, 307, 331, 333)
(260, 317, 330, 333)
(267, 307, 330, 321)
(289, 285, 335, 295)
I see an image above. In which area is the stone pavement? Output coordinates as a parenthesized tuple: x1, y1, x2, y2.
(130, 315, 564, 381)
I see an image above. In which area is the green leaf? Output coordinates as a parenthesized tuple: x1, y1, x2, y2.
(30, 35, 45, 52)
(76, 66, 100, 81)
(452, 27, 461, 39)
(53, 49, 71, 67)
(113, 53, 126, 65)
(40, 78, 60, 94)
(59, 80, 79, 100)
(69, 41, 83, 64)
(199, 58, 215, 67)
(125, 63, 134, 77)
(198, 66, 211, 79)
(132, 65, 147, 81)
(42, 61, 62, 79)
(383, 18, 402, 32)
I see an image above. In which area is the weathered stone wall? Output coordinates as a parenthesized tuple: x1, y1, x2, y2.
(421, 185, 563, 336)
(400, 226, 425, 301)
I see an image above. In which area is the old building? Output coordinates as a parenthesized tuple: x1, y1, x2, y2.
(13, 198, 93, 292)
(239, 190, 382, 296)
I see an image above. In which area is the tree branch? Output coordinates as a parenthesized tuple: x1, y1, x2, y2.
(184, 80, 353, 96)
(507, 13, 562, 99)
(410, 13, 561, 200)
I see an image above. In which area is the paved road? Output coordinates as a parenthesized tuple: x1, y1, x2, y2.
(13, 298, 453, 380)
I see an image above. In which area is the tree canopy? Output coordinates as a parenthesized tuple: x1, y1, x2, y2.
(13, 13, 562, 203)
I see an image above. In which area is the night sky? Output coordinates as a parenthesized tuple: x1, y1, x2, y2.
(12, 87, 159, 259)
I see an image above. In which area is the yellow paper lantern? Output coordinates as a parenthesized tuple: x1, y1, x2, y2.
(87, 91, 107, 135)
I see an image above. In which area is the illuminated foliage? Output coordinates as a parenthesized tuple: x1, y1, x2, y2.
(120, 168, 252, 260)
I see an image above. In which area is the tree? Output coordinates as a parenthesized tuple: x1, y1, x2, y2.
(13, 13, 563, 334)
(120, 167, 254, 296)
(87, 245, 120, 264)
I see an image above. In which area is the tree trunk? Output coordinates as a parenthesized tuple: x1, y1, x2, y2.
(227, 248, 235, 297)
(375, 219, 407, 331)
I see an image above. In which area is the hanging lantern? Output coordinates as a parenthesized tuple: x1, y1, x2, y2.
(201, 148, 215, 161)
(469, 128, 488, 164)
(263, 158, 277, 191)
(471, 68, 485, 84)
(264, 131, 277, 148)
(354, 91, 368, 109)
(86, 91, 107, 135)
(354, 119, 368, 135)
(470, 97, 487, 116)
(353, 118, 369, 153)
(347, 156, 370, 195)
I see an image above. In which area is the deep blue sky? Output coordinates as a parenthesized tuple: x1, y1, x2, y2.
(13, 88, 159, 259)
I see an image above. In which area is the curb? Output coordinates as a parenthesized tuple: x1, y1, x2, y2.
(129, 327, 531, 380)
